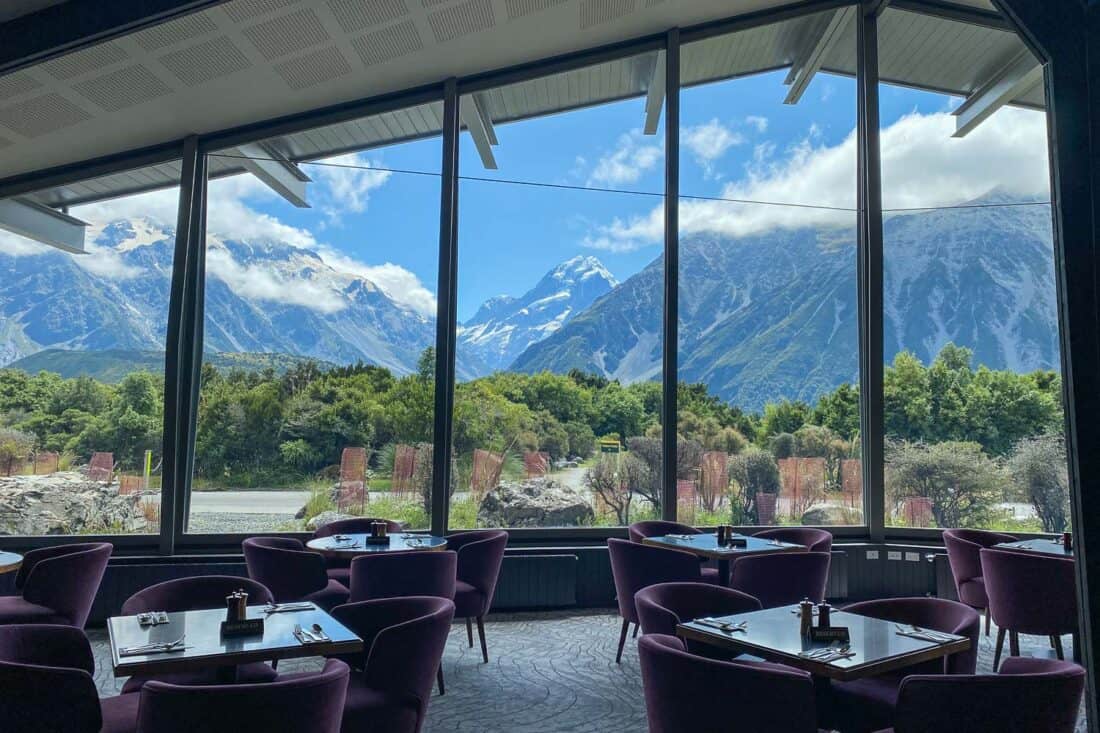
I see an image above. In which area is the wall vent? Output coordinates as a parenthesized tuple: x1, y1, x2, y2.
(428, 0, 495, 43)
(275, 46, 352, 90)
(133, 13, 219, 51)
(506, 0, 570, 21)
(41, 42, 128, 80)
(0, 93, 92, 138)
(644, 0, 664, 6)
(73, 64, 172, 111)
(328, 0, 409, 33)
(579, 0, 635, 29)
(243, 8, 331, 60)
(158, 37, 252, 86)
(351, 20, 424, 66)
(0, 73, 42, 101)
(222, 0, 300, 23)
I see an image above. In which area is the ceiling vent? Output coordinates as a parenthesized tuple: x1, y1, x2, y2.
(73, 64, 172, 111)
(222, 0, 300, 23)
(429, 0, 495, 43)
(41, 42, 128, 80)
(0, 93, 91, 138)
(243, 8, 331, 60)
(275, 46, 352, 89)
(158, 37, 252, 86)
(579, 0, 635, 29)
(351, 20, 424, 66)
(133, 13, 219, 51)
(644, 0, 664, 6)
(0, 73, 42, 102)
(506, 0, 571, 21)
(328, 0, 409, 33)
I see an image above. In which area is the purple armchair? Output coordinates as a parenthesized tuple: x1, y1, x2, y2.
(119, 575, 278, 693)
(446, 530, 507, 662)
(873, 657, 1085, 733)
(137, 659, 349, 733)
(729, 551, 830, 609)
(242, 537, 348, 611)
(635, 581, 761, 636)
(981, 547, 1078, 669)
(628, 521, 723, 585)
(313, 518, 405, 585)
(0, 624, 138, 733)
(753, 527, 833, 553)
(330, 596, 455, 733)
(0, 541, 112, 628)
(639, 634, 819, 733)
(943, 528, 1016, 635)
(824, 597, 981, 733)
(608, 538, 702, 663)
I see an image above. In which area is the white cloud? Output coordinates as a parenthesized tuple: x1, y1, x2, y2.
(682, 119, 744, 178)
(745, 115, 769, 133)
(587, 130, 662, 187)
(316, 247, 437, 317)
(311, 152, 392, 224)
(205, 243, 347, 314)
(584, 107, 1050, 251)
(0, 229, 47, 257)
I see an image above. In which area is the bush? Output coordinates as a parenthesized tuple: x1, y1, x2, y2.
(1007, 435, 1070, 532)
(0, 427, 34, 476)
(728, 447, 780, 523)
(886, 441, 1003, 529)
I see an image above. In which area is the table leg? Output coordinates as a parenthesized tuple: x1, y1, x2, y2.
(717, 558, 731, 587)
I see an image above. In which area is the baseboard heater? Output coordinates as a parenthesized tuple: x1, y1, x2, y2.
(492, 554, 578, 610)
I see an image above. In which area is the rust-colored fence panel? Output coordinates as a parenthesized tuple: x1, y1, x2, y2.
(338, 447, 368, 513)
(524, 451, 550, 478)
(902, 497, 934, 528)
(34, 451, 59, 475)
(699, 451, 728, 512)
(840, 458, 862, 508)
(118, 475, 145, 495)
(471, 449, 504, 498)
(778, 457, 826, 520)
(677, 479, 697, 525)
(392, 444, 417, 495)
(87, 452, 114, 482)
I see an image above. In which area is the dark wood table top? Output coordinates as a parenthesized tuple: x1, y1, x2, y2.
(993, 539, 1075, 558)
(0, 551, 22, 574)
(642, 533, 804, 559)
(677, 605, 970, 682)
(108, 603, 363, 678)
(306, 533, 448, 558)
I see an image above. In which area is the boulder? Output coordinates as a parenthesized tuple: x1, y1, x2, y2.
(305, 510, 358, 531)
(0, 472, 146, 535)
(800, 505, 854, 526)
(477, 478, 594, 528)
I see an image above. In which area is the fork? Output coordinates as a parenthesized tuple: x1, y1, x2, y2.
(122, 635, 185, 654)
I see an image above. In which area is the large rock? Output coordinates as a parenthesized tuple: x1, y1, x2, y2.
(800, 504, 856, 526)
(0, 472, 147, 535)
(304, 510, 357, 531)
(477, 478, 594, 528)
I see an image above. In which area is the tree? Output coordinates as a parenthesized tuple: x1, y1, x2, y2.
(624, 436, 662, 511)
(769, 432, 795, 459)
(584, 454, 649, 524)
(759, 400, 811, 440)
(1007, 435, 1070, 532)
(0, 428, 34, 476)
(563, 420, 596, 459)
(592, 384, 646, 440)
(885, 441, 1003, 528)
(812, 382, 860, 440)
(728, 448, 780, 524)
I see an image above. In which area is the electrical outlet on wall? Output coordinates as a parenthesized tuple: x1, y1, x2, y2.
(905, 552, 921, 562)
(887, 551, 903, 561)
(866, 550, 879, 560)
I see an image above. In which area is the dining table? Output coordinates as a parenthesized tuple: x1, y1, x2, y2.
(108, 601, 363, 683)
(993, 537, 1075, 558)
(641, 532, 804, 587)
(0, 551, 22, 574)
(306, 532, 448, 558)
(677, 604, 971, 682)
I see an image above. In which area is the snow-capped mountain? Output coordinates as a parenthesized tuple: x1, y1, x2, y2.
(457, 255, 618, 375)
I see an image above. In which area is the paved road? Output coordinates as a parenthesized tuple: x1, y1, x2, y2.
(188, 490, 312, 515)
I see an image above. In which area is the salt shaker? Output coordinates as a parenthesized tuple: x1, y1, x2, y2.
(235, 590, 248, 620)
(1063, 532, 1072, 551)
(817, 602, 832, 628)
(799, 598, 814, 637)
(716, 525, 728, 544)
(226, 593, 240, 622)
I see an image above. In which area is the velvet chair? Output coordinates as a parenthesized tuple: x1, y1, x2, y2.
(823, 597, 981, 733)
(446, 530, 507, 663)
(635, 581, 761, 636)
(350, 550, 456, 694)
(330, 596, 455, 733)
(638, 634, 819, 733)
(137, 659, 349, 733)
(0, 624, 138, 733)
(628, 521, 723, 584)
(729, 551, 830, 609)
(242, 537, 348, 611)
(982, 547, 1078, 670)
(313, 518, 405, 585)
(943, 528, 1016, 635)
(753, 527, 833, 553)
(873, 657, 1085, 733)
(0, 541, 111, 628)
(119, 575, 278, 693)
(608, 538, 702, 663)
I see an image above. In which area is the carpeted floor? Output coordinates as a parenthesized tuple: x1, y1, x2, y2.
(89, 609, 1087, 732)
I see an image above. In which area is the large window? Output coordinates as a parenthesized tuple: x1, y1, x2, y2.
(878, 10, 1066, 533)
(449, 53, 666, 529)
(0, 166, 183, 536)
(187, 106, 442, 534)
(676, 12, 862, 529)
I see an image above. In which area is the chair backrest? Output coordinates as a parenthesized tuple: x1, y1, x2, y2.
(137, 659, 349, 733)
(331, 597, 455, 728)
(636, 582, 761, 636)
(242, 537, 327, 602)
(349, 550, 457, 603)
(843, 597, 980, 674)
(0, 625, 102, 733)
(608, 538, 702, 624)
(313, 517, 404, 539)
(638, 634, 818, 733)
(753, 527, 833, 553)
(892, 657, 1085, 733)
(943, 528, 1016, 586)
(729, 551, 830, 608)
(981, 547, 1078, 635)
(447, 530, 508, 605)
(122, 575, 274, 616)
(18, 542, 112, 628)
(628, 520, 699, 543)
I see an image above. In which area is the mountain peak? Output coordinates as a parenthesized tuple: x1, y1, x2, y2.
(550, 255, 618, 287)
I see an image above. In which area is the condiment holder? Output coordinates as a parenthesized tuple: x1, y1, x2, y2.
(221, 589, 264, 637)
(366, 521, 390, 545)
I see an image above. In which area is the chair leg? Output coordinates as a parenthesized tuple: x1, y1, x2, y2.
(632, 622, 639, 638)
(1009, 631, 1020, 657)
(466, 617, 474, 648)
(993, 627, 1006, 671)
(984, 607, 990, 637)
(476, 615, 489, 664)
(1052, 635, 1065, 660)
(616, 619, 630, 664)
(437, 666, 445, 696)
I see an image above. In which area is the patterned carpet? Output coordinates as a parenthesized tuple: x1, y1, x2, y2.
(89, 609, 1087, 732)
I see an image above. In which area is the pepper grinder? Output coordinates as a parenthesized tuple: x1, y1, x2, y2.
(1063, 532, 1073, 551)
(226, 593, 240, 622)
(235, 589, 248, 620)
(799, 598, 814, 637)
(817, 602, 832, 629)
